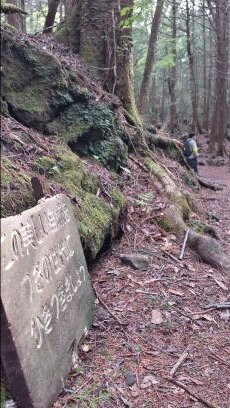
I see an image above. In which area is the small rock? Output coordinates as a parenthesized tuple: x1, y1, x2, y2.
(125, 371, 136, 387)
(119, 253, 150, 270)
(106, 269, 121, 277)
(151, 309, 164, 325)
(140, 375, 159, 389)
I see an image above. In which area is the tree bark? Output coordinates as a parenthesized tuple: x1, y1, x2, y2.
(185, 0, 201, 133)
(138, 0, 165, 117)
(210, 0, 229, 155)
(6, 0, 26, 30)
(43, 0, 61, 33)
(168, 0, 179, 134)
(68, 0, 141, 125)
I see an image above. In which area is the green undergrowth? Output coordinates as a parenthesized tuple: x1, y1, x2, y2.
(1, 145, 126, 261)
(69, 383, 111, 407)
(1, 156, 36, 217)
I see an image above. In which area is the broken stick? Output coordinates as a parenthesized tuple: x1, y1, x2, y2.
(170, 348, 189, 377)
(167, 378, 219, 408)
(93, 285, 125, 326)
(204, 302, 230, 310)
(179, 229, 190, 260)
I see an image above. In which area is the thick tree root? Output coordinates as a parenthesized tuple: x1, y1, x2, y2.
(144, 158, 230, 272)
(197, 176, 224, 191)
(163, 205, 230, 271)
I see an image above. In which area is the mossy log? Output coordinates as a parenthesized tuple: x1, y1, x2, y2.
(163, 204, 230, 271)
(0, 4, 27, 14)
(144, 159, 230, 272)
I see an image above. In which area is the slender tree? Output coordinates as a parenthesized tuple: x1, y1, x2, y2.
(208, 0, 230, 155)
(43, 0, 60, 33)
(185, 0, 201, 133)
(138, 0, 165, 116)
(167, 0, 179, 133)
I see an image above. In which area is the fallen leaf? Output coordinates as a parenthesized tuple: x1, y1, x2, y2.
(140, 375, 159, 389)
(151, 309, 164, 325)
(192, 314, 218, 325)
(81, 344, 91, 352)
(219, 310, 230, 320)
(143, 278, 158, 285)
(213, 278, 228, 291)
(169, 289, 184, 297)
(187, 264, 196, 272)
(178, 375, 204, 386)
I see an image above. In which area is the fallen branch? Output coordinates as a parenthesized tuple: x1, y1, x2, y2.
(197, 176, 224, 191)
(167, 378, 219, 408)
(208, 352, 230, 368)
(93, 285, 125, 326)
(204, 302, 230, 310)
(170, 348, 189, 377)
(179, 229, 190, 260)
(161, 249, 183, 265)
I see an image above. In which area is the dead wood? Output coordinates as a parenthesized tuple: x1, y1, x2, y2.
(204, 302, 230, 310)
(167, 378, 219, 408)
(144, 159, 230, 271)
(170, 348, 189, 377)
(179, 229, 190, 260)
(93, 285, 125, 326)
(197, 176, 224, 191)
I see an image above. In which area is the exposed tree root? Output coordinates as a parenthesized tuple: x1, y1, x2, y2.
(197, 176, 224, 191)
(144, 158, 230, 272)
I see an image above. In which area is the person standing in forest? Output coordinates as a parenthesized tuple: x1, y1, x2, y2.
(183, 132, 199, 174)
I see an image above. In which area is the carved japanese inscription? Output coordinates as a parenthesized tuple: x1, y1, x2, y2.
(1, 195, 94, 408)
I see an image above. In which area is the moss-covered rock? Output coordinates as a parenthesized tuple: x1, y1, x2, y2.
(1, 156, 36, 217)
(1, 30, 127, 171)
(1, 143, 126, 262)
(1, 30, 92, 129)
(47, 102, 128, 171)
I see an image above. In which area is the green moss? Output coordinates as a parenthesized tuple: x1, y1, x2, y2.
(33, 156, 57, 175)
(109, 189, 126, 209)
(188, 219, 209, 235)
(182, 171, 197, 190)
(54, 150, 99, 194)
(156, 216, 174, 232)
(75, 192, 113, 259)
(1, 156, 36, 217)
(177, 196, 191, 220)
(8, 85, 45, 114)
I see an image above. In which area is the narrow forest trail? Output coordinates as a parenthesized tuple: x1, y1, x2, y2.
(54, 142, 230, 408)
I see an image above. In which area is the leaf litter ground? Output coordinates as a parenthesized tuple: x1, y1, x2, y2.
(54, 136, 230, 408)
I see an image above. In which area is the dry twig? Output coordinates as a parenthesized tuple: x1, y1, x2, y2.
(170, 348, 189, 377)
(93, 285, 124, 326)
(167, 377, 219, 408)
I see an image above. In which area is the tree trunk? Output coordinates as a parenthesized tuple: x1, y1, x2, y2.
(138, 0, 165, 116)
(114, 0, 141, 124)
(168, 0, 179, 134)
(203, 27, 213, 131)
(68, 0, 141, 125)
(210, 0, 229, 156)
(185, 0, 201, 133)
(202, 0, 207, 130)
(6, 0, 26, 33)
(43, 0, 61, 33)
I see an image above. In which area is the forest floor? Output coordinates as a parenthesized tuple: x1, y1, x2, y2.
(54, 135, 230, 408)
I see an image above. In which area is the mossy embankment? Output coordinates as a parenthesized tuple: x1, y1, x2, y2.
(1, 117, 126, 262)
(1, 28, 229, 271)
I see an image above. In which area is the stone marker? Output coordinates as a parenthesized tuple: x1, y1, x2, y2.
(1, 194, 94, 408)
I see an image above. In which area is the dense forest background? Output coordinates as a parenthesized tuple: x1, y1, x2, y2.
(1, 0, 230, 155)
